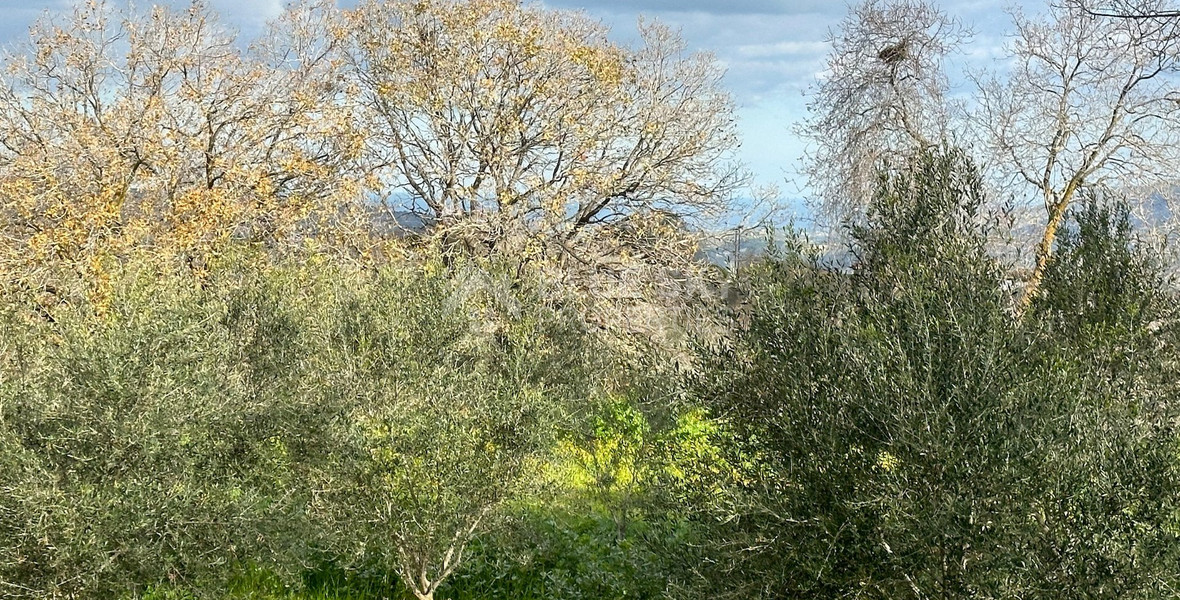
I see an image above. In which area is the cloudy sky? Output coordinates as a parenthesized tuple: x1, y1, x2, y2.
(0, 0, 1027, 199)
(536, 0, 1021, 196)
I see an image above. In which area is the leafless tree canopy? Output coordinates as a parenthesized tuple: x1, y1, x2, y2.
(0, 0, 363, 287)
(799, 0, 969, 226)
(1063, 0, 1180, 18)
(975, 1, 1180, 306)
(347, 0, 743, 248)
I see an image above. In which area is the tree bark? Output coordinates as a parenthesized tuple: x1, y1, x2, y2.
(1018, 179, 1080, 313)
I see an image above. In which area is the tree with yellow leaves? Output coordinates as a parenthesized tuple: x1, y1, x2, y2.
(346, 0, 741, 251)
(0, 0, 364, 300)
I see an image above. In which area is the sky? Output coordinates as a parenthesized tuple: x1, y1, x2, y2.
(0, 0, 1028, 202)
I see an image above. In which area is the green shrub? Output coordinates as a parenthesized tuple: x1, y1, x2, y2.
(0, 259, 331, 598)
(0, 251, 663, 599)
(699, 149, 1180, 599)
(439, 504, 702, 600)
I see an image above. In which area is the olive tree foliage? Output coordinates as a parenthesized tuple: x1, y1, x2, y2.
(698, 147, 1180, 599)
(1010, 199, 1180, 599)
(0, 0, 364, 293)
(799, 0, 968, 225)
(308, 262, 602, 600)
(0, 252, 608, 600)
(0, 258, 344, 599)
(0, 415, 56, 599)
(973, 0, 1180, 307)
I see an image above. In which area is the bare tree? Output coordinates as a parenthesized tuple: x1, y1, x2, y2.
(800, 0, 969, 226)
(345, 0, 743, 251)
(974, 0, 1180, 308)
(1063, 0, 1180, 18)
(343, 0, 744, 354)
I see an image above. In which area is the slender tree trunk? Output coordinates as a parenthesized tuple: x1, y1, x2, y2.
(1018, 180, 1079, 313)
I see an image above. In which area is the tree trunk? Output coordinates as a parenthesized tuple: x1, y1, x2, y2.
(1018, 180, 1079, 314)
(411, 569, 435, 600)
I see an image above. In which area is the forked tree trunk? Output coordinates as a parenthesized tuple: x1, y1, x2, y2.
(407, 572, 435, 600)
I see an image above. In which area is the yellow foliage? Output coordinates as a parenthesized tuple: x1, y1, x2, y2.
(0, 0, 369, 295)
(876, 450, 901, 472)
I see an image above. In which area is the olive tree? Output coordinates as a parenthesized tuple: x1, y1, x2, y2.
(309, 262, 601, 600)
(0, 257, 342, 599)
(699, 147, 1180, 598)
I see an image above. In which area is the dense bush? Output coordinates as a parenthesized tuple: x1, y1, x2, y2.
(4, 148, 1180, 600)
(699, 148, 1180, 599)
(0, 259, 329, 598)
(305, 262, 604, 600)
(1016, 199, 1180, 598)
(435, 504, 699, 600)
